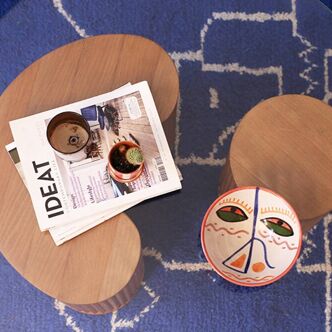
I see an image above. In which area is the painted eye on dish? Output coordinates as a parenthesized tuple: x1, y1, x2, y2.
(261, 217, 294, 237)
(216, 205, 248, 222)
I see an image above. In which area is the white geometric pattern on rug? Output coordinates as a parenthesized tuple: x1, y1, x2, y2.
(54, 300, 83, 332)
(51, 1, 332, 331)
(296, 214, 332, 332)
(53, 250, 211, 332)
(110, 282, 160, 332)
(209, 88, 219, 109)
(54, 281, 160, 332)
(54, 282, 160, 332)
(52, 0, 90, 38)
(324, 49, 332, 103)
(170, 0, 319, 167)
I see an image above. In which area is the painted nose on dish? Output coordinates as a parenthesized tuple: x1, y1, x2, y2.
(230, 254, 247, 269)
(252, 262, 265, 272)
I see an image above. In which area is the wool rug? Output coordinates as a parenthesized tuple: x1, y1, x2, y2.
(1, 0, 332, 331)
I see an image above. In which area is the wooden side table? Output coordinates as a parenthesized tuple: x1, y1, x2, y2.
(219, 95, 332, 233)
(0, 34, 179, 314)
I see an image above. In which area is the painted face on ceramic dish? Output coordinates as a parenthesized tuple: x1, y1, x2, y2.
(201, 187, 302, 287)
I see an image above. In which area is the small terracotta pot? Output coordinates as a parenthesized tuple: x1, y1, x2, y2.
(108, 141, 144, 183)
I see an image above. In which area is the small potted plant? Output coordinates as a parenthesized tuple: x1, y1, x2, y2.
(108, 141, 144, 183)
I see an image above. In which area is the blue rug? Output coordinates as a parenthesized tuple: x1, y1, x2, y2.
(1, 0, 332, 331)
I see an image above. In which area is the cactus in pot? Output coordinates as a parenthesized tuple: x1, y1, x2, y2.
(125, 147, 144, 165)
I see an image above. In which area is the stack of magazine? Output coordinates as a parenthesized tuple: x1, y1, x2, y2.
(7, 82, 182, 245)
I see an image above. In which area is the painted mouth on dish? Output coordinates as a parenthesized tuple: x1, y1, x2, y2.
(223, 270, 274, 282)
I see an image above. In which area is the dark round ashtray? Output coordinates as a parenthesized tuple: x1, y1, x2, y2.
(46, 111, 91, 162)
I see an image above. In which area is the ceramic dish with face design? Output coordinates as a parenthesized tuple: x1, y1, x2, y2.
(201, 186, 302, 287)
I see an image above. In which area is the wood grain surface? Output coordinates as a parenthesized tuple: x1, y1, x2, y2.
(0, 34, 179, 313)
(219, 95, 332, 233)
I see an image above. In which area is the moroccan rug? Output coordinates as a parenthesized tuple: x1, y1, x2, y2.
(1, 0, 332, 331)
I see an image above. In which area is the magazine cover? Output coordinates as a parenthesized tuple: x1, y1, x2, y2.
(6, 142, 143, 245)
(10, 82, 181, 231)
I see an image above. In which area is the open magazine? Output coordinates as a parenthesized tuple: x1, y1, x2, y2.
(8, 82, 182, 245)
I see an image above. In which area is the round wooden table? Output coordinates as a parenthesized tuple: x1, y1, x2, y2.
(219, 94, 332, 233)
(0, 34, 179, 314)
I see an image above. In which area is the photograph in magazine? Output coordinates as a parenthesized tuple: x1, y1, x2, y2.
(46, 90, 169, 214)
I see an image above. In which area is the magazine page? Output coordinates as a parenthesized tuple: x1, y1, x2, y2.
(10, 82, 181, 231)
(6, 142, 143, 245)
(49, 200, 142, 245)
(6, 141, 182, 245)
(5, 142, 27, 186)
